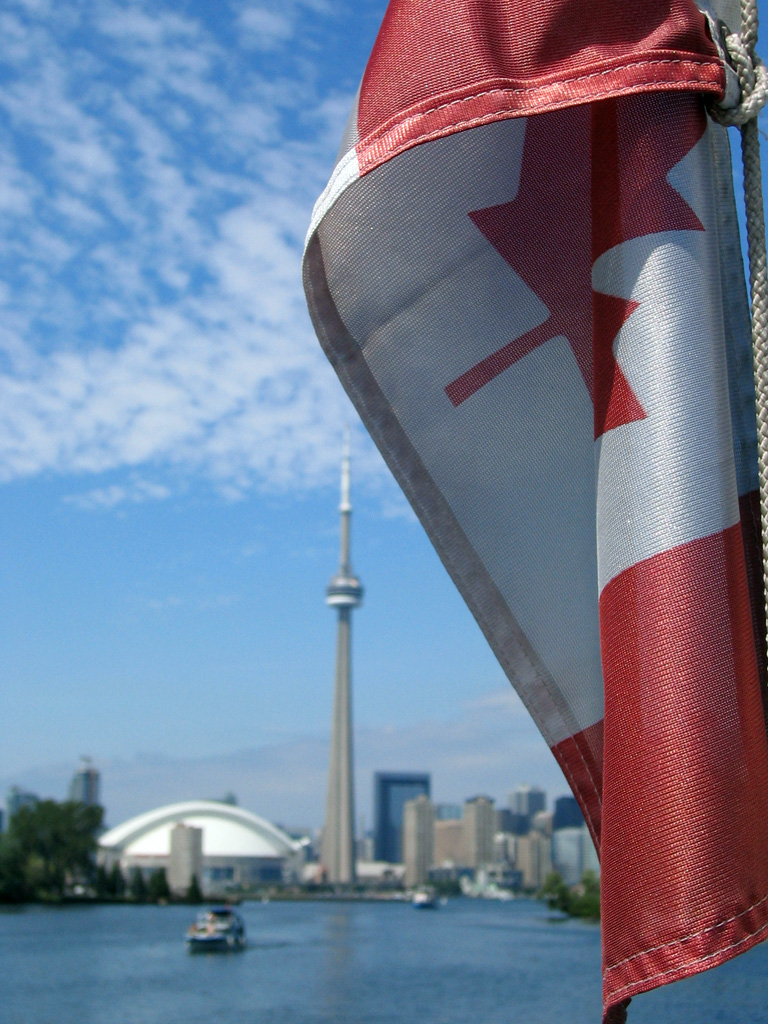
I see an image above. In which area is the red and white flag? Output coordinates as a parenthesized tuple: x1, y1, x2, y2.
(303, 0, 768, 1016)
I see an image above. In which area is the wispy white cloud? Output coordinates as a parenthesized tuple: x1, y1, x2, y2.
(237, 7, 294, 49)
(64, 476, 172, 510)
(0, 0, 375, 502)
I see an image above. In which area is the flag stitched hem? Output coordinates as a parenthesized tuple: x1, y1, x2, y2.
(356, 58, 723, 174)
(604, 910, 768, 1004)
(604, 890, 768, 972)
(606, 892, 768, 995)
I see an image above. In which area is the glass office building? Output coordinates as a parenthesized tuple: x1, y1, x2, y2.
(373, 772, 431, 863)
(68, 757, 100, 806)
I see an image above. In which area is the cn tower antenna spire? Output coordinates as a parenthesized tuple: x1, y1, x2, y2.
(322, 429, 363, 885)
(339, 426, 352, 574)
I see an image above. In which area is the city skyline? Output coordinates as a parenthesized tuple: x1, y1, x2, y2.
(4, 749, 577, 841)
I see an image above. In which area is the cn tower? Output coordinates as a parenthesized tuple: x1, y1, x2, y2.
(322, 432, 363, 884)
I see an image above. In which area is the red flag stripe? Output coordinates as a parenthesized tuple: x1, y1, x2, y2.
(599, 522, 768, 1007)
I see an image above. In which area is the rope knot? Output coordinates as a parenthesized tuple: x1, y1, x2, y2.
(709, 25, 768, 126)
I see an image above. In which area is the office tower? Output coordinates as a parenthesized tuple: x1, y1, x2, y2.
(550, 823, 599, 886)
(496, 807, 513, 833)
(353, 812, 374, 862)
(6, 785, 38, 821)
(403, 794, 435, 887)
(509, 784, 547, 817)
(373, 772, 431, 863)
(551, 827, 586, 885)
(508, 784, 546, 833)
(531, 809, 554, 837)
(168, 823, 204, 895)
(356, 833, 375, 863)
(516, 831, 553, 889)
(322, 435, 364, 884)
(462, 795, 495, 868)
(433, 819, 464, 865)
(497, 806, 534, 835)
(68, 756, 100, 806)
(553, 794, 585, 831)
(494, 831, 517, 865)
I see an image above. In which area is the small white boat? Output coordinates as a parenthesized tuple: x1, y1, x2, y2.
(185, 906, 246, 952)
(412, 887, 438, 909)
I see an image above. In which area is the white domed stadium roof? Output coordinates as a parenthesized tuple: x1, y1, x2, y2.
(99, 800, 298, 859)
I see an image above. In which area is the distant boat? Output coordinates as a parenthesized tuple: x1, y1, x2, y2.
(412, 887, 438, 909)
(185, 906, 246, 952)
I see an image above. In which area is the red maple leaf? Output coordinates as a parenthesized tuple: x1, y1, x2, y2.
(445, 93, 706, 441)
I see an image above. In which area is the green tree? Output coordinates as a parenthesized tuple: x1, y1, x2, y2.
(570, 869, 600, 921)
(108, 862, 126, 899)
(0, 836, 32, 902)
(95, 864, 110, 898)
(540, 869, 600, 921)
(540, 871, 572, 914)
(148, 868, 171, 902)
(3, 800, 103, 901)
(129, 867, 148, 902)
(185, 874, 203, 903)
(431, 878, 462, 898)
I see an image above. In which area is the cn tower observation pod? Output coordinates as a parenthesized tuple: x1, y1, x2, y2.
(326, 571, 363, 608)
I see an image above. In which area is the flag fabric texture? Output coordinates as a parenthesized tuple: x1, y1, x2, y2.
(303, 0, 768, 1015)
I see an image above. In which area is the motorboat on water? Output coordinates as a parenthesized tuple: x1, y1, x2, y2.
(412, 886, 438, 909)
(185, 906, 246, 952)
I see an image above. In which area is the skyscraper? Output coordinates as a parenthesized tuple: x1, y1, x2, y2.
(373, 772, 431, 863)
(553, 795, 585, 831)
(5, 785, 37, 822)
(403, 794, 434, 887)
(509, 784, 547, 818)
(433, 818, 464, 866)
(168, 823, 203, 896)
(516, 831, 553, 890)
(507, 784, 547, 835)
(68, 757, 100, 806)
(321, 434, 363, 884)
(462, 795, 495, 868)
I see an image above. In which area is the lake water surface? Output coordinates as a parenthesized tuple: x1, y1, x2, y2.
(1, 898, 766, 1023)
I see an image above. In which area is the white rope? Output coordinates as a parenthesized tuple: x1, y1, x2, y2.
(709, 0, 768, 669)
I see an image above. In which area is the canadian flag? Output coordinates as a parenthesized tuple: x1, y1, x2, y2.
(303, 0, 768, 1017)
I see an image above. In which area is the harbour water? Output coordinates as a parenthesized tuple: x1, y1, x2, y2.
(2, 897, 766, 1023)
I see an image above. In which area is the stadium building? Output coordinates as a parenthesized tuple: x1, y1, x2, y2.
(98, 800, 301, 894)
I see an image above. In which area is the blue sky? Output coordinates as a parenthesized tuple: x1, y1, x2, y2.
(0, 0, 760, 831)
(0, 0, 569, 829)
